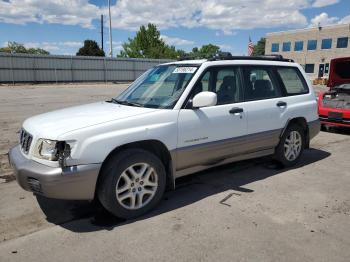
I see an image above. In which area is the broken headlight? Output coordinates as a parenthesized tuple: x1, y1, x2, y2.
(34, 139, 71, 165)
(35, 139, 58, 161)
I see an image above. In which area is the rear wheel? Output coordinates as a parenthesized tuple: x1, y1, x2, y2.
(275, 124, 305, 167)
(97, 149, 166, 219)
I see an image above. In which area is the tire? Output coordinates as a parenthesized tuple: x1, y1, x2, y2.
(275, 124, 305, 167)
(97, 148, 166, 219)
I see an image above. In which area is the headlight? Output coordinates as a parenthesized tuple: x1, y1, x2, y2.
(34, 139, 58, 161)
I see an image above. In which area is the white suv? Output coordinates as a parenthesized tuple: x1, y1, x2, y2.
(9, 55, 320, 218)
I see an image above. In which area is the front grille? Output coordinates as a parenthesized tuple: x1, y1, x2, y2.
(20, 129, 33, 154)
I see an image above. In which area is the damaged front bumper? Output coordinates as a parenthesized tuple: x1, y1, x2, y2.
(8, 145, 101, 200)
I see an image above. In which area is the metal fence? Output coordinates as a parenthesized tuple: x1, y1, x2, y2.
(0, 53, 173, 83)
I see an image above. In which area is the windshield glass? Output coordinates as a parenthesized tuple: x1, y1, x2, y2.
(114, 65, 198, 109)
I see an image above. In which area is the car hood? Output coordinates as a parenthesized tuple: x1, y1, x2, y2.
(328, 57, 350, 88)
(23, 101, 158, 139)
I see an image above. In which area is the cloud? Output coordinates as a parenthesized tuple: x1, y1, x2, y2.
(0, 0, 312, 34)
(217, 44, 233, 51)
(106, 40, 123, 54)
(24, 42, 60, 51)
(339, 15, 350, 24)
(0, 0, 347, 36)
(0, 0, 99, 28)
(59, 41, 82, 47)
(160, 35, 195, 46)
(105, 0, 310, 34)
(312, 0, 340, 8)
(309, 12, 339, 27)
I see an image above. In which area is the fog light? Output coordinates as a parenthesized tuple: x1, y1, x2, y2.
(27, 177, 42, 194)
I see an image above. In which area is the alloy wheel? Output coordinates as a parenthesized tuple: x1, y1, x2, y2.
(116, 163, 158, 210)
(284, 130, 302, 161)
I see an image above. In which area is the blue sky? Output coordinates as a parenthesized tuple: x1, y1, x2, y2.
(0, 0, 349, 56)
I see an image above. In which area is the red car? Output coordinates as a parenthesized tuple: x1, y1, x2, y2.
(318, 57, 350, 128)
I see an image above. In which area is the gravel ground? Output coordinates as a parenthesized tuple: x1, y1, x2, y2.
(1, 83, 349, 262)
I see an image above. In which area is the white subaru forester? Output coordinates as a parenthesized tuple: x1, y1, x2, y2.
(9, 54, 320, 218)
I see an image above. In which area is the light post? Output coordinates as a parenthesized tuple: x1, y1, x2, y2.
(108, 0, 113, 57)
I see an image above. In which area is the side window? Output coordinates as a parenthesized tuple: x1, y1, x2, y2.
(242, 67, 279, 101)
(189, 67, 241, 106)
(277, 67, 309, 95)
(215, 68, 241, 105)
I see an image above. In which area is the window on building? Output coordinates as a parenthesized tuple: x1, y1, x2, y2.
(304, 64, 315, 73)
(282, 42, 291, 52)
(321, 38, 332, 49)
(294, 41, 303, 51)
(307, 40, 317, 50)
(337, 37, 348, 48)
(271, 43, 279, 52)
(277, 67, 309, 95)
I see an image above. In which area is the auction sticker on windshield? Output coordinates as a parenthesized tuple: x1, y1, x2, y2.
(173, 67, 197, 74)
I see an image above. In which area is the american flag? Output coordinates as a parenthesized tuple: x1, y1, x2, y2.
(248, 37, 254, 56)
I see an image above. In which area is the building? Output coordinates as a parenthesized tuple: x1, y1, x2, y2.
(265, 23, 350, 80)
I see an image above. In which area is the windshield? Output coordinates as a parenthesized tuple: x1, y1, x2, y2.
(114, 65, 198, 109)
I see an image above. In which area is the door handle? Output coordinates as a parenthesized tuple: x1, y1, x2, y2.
(276, 101, 287, 107)
(229, 107, 244, 114)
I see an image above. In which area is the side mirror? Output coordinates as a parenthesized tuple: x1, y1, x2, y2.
(192, 91, 217, 108)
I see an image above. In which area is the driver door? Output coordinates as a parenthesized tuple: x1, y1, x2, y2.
(176, 66, 248, 172)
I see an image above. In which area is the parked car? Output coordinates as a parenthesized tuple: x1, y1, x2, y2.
(9, 54, 320, 218)
(318, 57, 350, 128)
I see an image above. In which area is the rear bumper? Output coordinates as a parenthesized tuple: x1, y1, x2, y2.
(308, 119, 321, 140)
(9, 145, 101, 200)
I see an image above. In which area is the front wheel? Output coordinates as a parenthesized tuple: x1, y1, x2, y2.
(97, 149, 166, 219)
(275, 124, 305, 167)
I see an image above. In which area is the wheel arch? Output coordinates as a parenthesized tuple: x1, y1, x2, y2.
(95, 139, 175, 198)
(281, 117, 310, 148)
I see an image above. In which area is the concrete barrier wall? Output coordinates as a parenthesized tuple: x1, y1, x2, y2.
(0, 53, 173, 83)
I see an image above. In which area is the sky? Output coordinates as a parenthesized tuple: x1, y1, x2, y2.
(0, 0, 349, 56)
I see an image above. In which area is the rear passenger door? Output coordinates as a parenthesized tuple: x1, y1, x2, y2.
(274, 66, 314, 122)
(241, 66, 286, 151)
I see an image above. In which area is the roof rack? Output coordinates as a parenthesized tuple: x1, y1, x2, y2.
(209, 52, 294, 62)
(177, 52, 294, 62)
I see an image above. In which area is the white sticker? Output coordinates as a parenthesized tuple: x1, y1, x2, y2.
(173, 67, 197, 74)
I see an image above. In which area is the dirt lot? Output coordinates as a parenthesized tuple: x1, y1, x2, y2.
(0, 83, 349, 262)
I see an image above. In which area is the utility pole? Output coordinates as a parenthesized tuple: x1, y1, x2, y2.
(108, 0, 113, 57)
(101, 14, 104, 51)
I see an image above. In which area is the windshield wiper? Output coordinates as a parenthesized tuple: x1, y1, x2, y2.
(111, 98, 144, 107)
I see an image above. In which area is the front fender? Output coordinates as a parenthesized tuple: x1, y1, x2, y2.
(58, 110, 179, 166)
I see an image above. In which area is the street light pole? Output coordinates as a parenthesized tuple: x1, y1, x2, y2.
(108, 0, 113, 57)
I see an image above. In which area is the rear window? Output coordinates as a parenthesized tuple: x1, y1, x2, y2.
(277, 67, 309, 95)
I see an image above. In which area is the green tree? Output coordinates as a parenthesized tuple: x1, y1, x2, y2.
(27, 48, 50, 55)
(190, 44, 221, 58)
(252, 37, 265, 56)
(0, 42, 49, 55)
(118, 23, 182, 59)
(76, 40, 105, 56)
